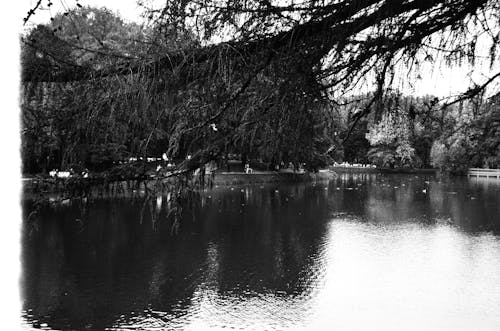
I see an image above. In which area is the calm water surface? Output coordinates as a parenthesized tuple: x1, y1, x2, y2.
(21, 174, 500, 330)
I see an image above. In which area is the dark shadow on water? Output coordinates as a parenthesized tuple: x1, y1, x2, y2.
(21, 174, 500, 330)
(21, 184, 331, 330)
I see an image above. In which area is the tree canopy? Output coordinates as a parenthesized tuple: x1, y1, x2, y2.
(21, 0, 500, 177)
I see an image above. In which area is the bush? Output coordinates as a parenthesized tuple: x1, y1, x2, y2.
(430, 141, 447, 170)
(430, 137, 476, 173)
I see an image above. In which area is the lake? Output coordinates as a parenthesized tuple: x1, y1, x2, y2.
(21, 173, 500, 330)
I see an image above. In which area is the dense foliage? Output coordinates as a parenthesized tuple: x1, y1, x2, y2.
(334, 91, 500, 172)
(21, 0, 500, 178)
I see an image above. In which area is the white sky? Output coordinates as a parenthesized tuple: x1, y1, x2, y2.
(23, 0, 143, 25)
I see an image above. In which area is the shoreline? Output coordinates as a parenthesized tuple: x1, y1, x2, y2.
(210, 170, 335, 186)
(330, 166, 437, 175)
(21, 167, 440, 190)
(21, 167, 450, 198)
(21, 170, 337, 199)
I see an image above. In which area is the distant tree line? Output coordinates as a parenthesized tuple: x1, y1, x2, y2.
(336, 91, 500, 172)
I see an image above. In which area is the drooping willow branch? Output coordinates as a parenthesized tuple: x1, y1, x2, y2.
(21, 0, 500, 178)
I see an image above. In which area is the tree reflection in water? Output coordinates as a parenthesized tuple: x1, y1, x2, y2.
(22, 183, 331, 330)
(21, 175, 500, 330)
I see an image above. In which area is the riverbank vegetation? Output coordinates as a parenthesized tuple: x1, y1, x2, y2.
(21, 1, 500, 190)
(338, 91, 500, 171)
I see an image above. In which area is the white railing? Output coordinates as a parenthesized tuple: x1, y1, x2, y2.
(468, 168, 500, 178)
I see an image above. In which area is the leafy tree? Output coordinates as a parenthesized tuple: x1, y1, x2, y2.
(428, 96, 490, 172)
(365, 94, 421, 168)
(21, 0, 500, 178)
(430, 141, 447, 171)
(474, 94, 500, 168)
(21, 8, 171, 173)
